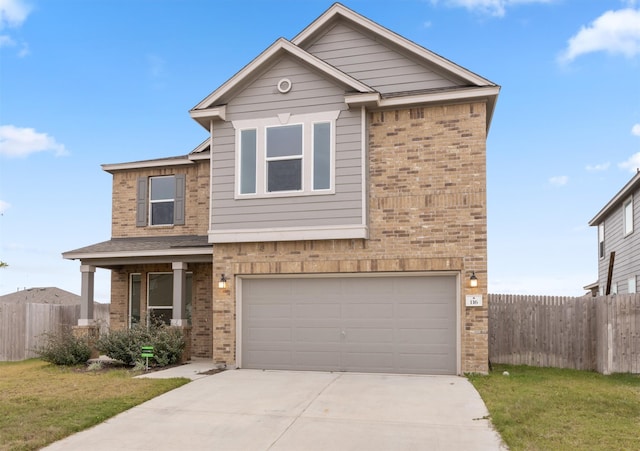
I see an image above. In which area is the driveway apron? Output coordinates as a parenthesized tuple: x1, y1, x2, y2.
(43, 369, 507, 450)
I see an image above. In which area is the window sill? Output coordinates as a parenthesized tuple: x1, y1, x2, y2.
(235, 189, 335, 200)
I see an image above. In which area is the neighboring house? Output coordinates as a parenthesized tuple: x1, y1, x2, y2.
(63, 3, 499, 374)
(588, 170, 640, 296)
(0, 287, 81, 305)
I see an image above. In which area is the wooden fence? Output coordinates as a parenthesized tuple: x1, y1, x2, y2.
(0, 303, 110, 361)
(489, 294, 640, 374)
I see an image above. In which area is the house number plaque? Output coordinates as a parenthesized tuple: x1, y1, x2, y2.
(465, 295, 483, 307)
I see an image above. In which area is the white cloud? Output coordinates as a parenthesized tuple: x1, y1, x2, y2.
(0, 0, 31, 57)
(0, 199, 10, 215)
(559, 8, 640, 63)
(586, 162, 611, 172)
(632, 123, 640, 136)
(549, 175, 568, 186)
(0, 0, 31, 29)
(431, 0, 555, 17)
(619, 152, 640, 172)
(0, 125, 69, 158)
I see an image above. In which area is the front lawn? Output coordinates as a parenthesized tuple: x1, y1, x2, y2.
(468, 364, 640, 450)
(0, 359, 189, 451)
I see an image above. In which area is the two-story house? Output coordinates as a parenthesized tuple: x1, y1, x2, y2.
(588, 171, 640, 296)
(64, 3, 499, 374)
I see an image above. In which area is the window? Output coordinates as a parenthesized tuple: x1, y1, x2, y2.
(129, 274, 141, 327)
(136, 174, 185, 227)
(598, 223, 605, 259)
(146, 272, 192, 325)
(234, 110, 339, 197)
(624, 197, 633, 236)
(629, 277, 637, 294)
(150, 176, 175, 225)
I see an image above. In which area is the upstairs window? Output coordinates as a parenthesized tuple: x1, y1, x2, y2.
(234, 111, 339, 197)
(136, 174, 185, 227)
(150, 176, 176, 225)
(598, 223, 605, 259)
(624, 197, 633, 236)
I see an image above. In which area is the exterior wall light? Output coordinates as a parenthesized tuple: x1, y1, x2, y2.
(218, 274, 228, 289)
(469, 271, 478, 288)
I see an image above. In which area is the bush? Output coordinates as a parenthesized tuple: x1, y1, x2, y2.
(35, 328, 92, 366)
(96, 321, 185, 367)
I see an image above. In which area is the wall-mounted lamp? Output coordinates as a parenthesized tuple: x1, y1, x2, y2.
(218, 274, 228, 289)
(469, 271, 478, 288)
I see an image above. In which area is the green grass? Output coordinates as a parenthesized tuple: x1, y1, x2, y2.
(468, 364, 640, 451)
(0, 359, 189, 451)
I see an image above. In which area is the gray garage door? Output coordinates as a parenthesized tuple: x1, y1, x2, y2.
(241, 275, 457, 374)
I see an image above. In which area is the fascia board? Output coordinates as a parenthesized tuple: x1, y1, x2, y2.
(589, 172, 640, 226)
(190, 38, 374, 113)
(378, 86, 500, 108)
(102, 157, 194, 173)
(62, 247, 213, 261)
(293, 3, 495, 88)
(345, 92, 381, 107)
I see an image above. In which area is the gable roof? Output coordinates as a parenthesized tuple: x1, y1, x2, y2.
(189, 37, 375, 128)
(293, 3, 494, 88)
(190, 3, 499, 131)
(589, 171, 640, 226)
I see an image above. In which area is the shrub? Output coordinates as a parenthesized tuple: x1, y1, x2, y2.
(96, 321, 185, 367)
(35, 328, 92, 366)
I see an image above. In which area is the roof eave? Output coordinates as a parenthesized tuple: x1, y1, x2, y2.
(588, 171, 640, 226)
(102, 156, 194, 173)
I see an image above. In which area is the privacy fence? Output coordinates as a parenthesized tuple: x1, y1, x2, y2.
(0, 303, 110, 361)
(489, 294, 640, 374)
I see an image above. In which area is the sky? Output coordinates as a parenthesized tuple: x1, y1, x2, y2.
(1, 0, 639, 300)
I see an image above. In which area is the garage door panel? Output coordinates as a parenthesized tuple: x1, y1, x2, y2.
(241, 276, 457, 374)
(294, 327, 342, 343)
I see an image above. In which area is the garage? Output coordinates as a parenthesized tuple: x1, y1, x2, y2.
(239, 274, 458, 375)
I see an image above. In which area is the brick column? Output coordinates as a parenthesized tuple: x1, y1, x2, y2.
(171, 262, 188, 327)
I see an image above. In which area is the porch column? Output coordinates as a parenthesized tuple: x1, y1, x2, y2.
(171, 262, 187, 327)
(78, 264, 95, 326)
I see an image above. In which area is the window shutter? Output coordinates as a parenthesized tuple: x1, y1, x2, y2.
(136, 177, 148, 227)
(174, 174, 186, 225)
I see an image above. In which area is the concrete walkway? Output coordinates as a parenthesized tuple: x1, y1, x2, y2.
(44, 368, 507, 451)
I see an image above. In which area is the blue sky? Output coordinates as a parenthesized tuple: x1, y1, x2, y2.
(1, 0, 639, 299)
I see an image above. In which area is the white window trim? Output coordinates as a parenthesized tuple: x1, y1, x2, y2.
(129, 273, 141, 328)
(623, 196, 633, 237)
(629, 276, 636, 294)
(598, 223, 605, 259)
(147, 272, 173, 320)
(149, 175, 175, 226)
(233, 110, 340, 199)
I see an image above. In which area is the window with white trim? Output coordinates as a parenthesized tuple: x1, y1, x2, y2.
(150, 176, 176, 225)
(623, 196, 633, 236)
(629, 276, 636, 294)
(598, 223, 605, 259)
(147, 272, 192, 325)
(234, 111, 339, 197)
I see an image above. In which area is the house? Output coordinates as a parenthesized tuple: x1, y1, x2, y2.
(63, 3, 499, 375)
(588, 170, 640, 296)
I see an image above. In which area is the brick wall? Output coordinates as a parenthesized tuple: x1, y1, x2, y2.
(212, 103, 489, 373)
(109, 262, 213, 358)
(110, 160, 210, 238)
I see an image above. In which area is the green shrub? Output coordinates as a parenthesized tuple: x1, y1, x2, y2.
(35, 328, 92, 366)
(96, 321, 185, 367)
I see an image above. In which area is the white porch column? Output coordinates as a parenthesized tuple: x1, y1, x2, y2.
(171, 262, 188, 327)
(78, 264, 95, 326)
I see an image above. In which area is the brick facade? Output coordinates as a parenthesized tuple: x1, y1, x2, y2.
(110, 262, 213, 358)
(212, 103, 489, 373)
(111, 161, 210, 238)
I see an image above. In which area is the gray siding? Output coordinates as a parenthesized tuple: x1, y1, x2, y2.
(211, 55, 364, 231)
(598, 188, 640, 294)
(304, 22, 463, 94)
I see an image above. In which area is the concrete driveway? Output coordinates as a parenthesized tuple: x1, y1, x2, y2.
(44, 369, 506, 451)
